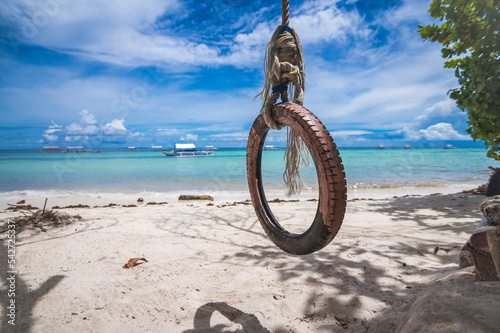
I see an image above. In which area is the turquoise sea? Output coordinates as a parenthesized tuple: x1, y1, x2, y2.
(0, 148, 499, 199)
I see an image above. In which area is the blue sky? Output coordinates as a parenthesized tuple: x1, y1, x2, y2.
(0, 0, 484, 149)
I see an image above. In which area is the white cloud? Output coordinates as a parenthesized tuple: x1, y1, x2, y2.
(157, 128, 184, 136)
(42, 121, 62, 141)
(411, 98, 466, 129)
(42, 133, 58, 141)
(378, 0, 433, 28)
(179, 133, 198, 141)
(2, 0, 372, 68)
(80, 109, 97, 125)
(293, 0, 370, 43)
(105, 119, 126, 131)
(207, 131, 249, 138)
(65, 135, 89, 142)
(64, 110, 102, 136)
(205, 131, 250, 142)
(413, 122, 471, 141)
(66, 123, 98, 135)
(398, 97, 470, 141)
(331, 130, 372, 137)
(39, 110, 141, 144)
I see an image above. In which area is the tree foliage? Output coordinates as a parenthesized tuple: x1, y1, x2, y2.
(419, 0, 500, 159)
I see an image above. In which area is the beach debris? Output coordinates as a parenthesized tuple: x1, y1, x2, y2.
(6, 203, 39, 211)
(433, 247, 451, 255)
(92, 203, 119, 208)
(1, 199, 77, 233)
(334, 316, 349, 329)
(123, 257, 148, 269)
(137, 198, 144, 203)
(52, 204, 91, 209)
(179, 195, 214, 201)
(216, 200, 252, 208)
(17, 200, 25, 204)
(461, 183, 487, 195)
(122, 204, 138, 208)
(268, 198, 299, 203)
(354, 281, 362, 287)
(146, 201, 168, 205)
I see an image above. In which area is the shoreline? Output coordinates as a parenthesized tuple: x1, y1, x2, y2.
(0, 184, 485, 211)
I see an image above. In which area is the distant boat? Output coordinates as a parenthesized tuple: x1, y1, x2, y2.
(443, 144, 454, 149)
(377, 144, 387, 149)
(126, 146, 137, 151)
(151, 145, 167, 151)
(39, 146, 63, 153)
(403, 145, 411, 149)
(263, 145, 280, 151)
(163, 143, 212, 157)
(203, 146, 220, 151)
(65, 146, 100, 153)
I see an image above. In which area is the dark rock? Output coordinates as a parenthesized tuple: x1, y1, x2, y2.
(458, 244, 474, 268)
(480, 197, 500, 225)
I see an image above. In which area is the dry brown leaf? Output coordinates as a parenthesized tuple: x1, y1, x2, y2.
(122, 257, 148, 269)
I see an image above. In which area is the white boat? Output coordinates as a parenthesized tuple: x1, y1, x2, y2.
(39, 146, 63, 153)
(203, 146, 220, 151)
(263, 145, 280, 151)
(377, 144, 387, 149)
(443, 144, 454, 149)
(151, 145, 167, 151)
(403, 145, 411, 149)
(163, 143, 212, 157)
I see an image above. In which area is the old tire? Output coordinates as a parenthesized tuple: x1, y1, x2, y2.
(247, 102, 347, 255)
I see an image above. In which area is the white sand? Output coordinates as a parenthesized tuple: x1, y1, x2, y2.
(1, 190, 499, 332)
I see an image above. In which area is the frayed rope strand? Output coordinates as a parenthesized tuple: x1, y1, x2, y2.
(256, 23, 309, 196)
(283, 127, 310, 196)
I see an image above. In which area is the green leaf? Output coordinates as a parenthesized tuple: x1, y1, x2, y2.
(419, 0, 500, 160)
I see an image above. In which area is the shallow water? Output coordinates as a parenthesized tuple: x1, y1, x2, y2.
(0, 148, 497, 198)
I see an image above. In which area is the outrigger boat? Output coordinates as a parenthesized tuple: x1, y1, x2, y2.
(263, 145, 280, 151)
(39, 146, 63, 153)
(163, 143, 212, 157)
(203, 145, 220, 151)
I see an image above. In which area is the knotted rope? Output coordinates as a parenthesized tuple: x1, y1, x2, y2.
(256, 0, 309, 196)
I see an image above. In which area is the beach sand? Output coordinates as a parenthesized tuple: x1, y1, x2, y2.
(1, 190, 500, 332)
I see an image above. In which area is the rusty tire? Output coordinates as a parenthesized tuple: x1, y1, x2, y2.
(247, 102, 347, 255)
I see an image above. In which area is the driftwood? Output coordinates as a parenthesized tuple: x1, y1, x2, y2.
(179, 195, 214, 201)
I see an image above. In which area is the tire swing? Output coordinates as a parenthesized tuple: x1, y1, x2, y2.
(247, 1, 347, 255)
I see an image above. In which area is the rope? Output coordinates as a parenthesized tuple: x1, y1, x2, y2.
(282, 0, 289, 25)
(256, 0, 310, 196)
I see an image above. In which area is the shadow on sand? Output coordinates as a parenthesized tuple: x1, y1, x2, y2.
(182, 302, 271, 333)
(0, 239, 64, 332)
(156, 193, 483, 332)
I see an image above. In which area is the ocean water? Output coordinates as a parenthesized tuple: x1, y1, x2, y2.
(0, 148, 498, 200)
